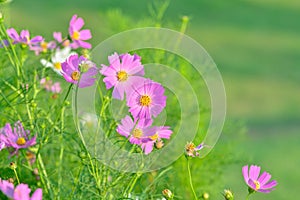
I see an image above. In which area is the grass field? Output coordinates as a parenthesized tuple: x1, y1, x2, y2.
(2, 0, 300, 199)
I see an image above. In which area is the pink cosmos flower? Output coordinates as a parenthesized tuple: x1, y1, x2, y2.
(40, 78, 62, 94)
(0, 179, 42, 200)
(30, 39, 56, 55)
(61, 54, 98, 88)
(140, 126, 173, 154)
(116, 115, 172, 154)
(6, 28, 43, 46)
(127, 79, 166, 120)
(68, 15, 92, 49)
(242, 165, 278, 193)
(0, 121, 36, 155)
(100, 52, 145, 100)
(116, 115, 152, 146)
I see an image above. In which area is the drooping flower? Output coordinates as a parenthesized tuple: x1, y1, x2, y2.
(185, 142, 204, 157)
(127, 79, 166, 120)
(100, 52, 145, 100)
(6, 28, 43, 46)
(0, 121, 36, 154)
(40, 78, 61, 94)
(242, 165, 277, 193)
(68, 15, 92, 49)
(61, 54, 98, 88)
(140, 126, 173, 154)
(41, 47, 75, 75)
(0, 179, 42, 200)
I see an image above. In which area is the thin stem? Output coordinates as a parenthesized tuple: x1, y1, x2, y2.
(37, 155, 54, 199)
(187, 158, 198, 200)
(246, 193, 251, 200)
(13, 168, 20, 184)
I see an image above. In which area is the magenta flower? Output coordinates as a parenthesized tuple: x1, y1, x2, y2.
(68, 15, 92, 49)
(127, 79, 166, 120)
(30, 40, 56, 55)
(116, 116, 172, 154)
(0, 179, 42, 200)
(100, 52, 145, 100)
(140, 126, 173, 154)
(61, 54, 98, 88)
(6, 28, 43, 46)
(242, 165, 277, 193)
(116, 115, 152, 146)
(0, 121, 36, 154)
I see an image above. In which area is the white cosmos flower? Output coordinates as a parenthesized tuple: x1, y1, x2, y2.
(40, 47, 76, 75)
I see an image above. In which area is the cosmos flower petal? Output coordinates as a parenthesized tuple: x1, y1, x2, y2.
(31, 188, 42, 200)
(13, 183, 31, 200)
(242, 165, 249, 183)
(260, 180, 277, 190)
(7, 28, 20, 41)
(79, 29, 92, 40)
(141, 141, 154, 155)
(257, 172, 271, 186)
(0, 179, 14, 199)
(249, 165, 261, 181)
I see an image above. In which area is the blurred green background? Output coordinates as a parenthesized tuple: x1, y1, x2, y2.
(2, 0, 300, 199)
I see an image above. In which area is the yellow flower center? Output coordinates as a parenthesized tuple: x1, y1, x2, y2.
(41, 41, 48, 52)
(117, 71, 128, 82)
(149, 133, 158, 141)
(54, 62, 62, 70)
(185, 142, 195, 152)
(72, 31, 80, 40)
(16, 137, 26, 146)
(71, 71, 80, 81)
(139, 95, 152, 106)
(133, 128, 143, 139)
(254, 180, 260, 190)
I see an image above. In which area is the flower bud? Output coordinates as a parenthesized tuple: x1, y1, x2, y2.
(202, 192, 209, 199)
(223, 189, 234, 200)
(8, 178, 14, 183)
(182, 16, 189, 23)
(155, 140, 164, 149)
(9, 162, 17, 170)
(0, 12, 3, 23)
(162, 189, 174, 199)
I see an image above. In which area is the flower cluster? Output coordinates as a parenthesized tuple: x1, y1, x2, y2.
(0, 121, 36, 156)
(100, 52, 173, 154)
(40, 77, 61, 94)
(0, 179, 42, 200)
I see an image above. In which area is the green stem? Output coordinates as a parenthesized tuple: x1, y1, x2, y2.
(37, 155, 54, 199)
(246, 193, 251, 200)
(124, 173, 141, 197)
(13, 168, 20, 184)
(187, 158, 198, 200)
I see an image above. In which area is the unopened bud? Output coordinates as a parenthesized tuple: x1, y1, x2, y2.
(9, 162, 17, 170)
(202, 192, 209, 199)
(223, 189, 234, 200)
(8, 178, 14, 183)
(155, 140, 164, 149)
(182, 16, 189, 23)
(162, 189, 173, 199)
(0, 12, 3, 23)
